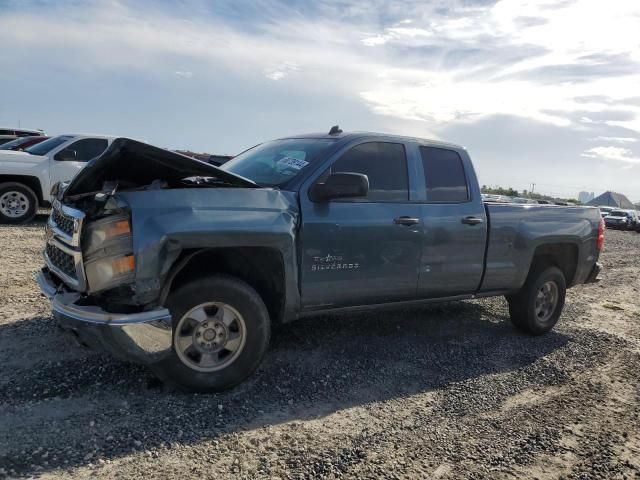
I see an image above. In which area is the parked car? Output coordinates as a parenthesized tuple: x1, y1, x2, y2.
(0, 136, 49, 151)
(38, 130, 603, 392)
(604, 210, 635, 230)
(627, 210, 639, 230)
(481, 193, 510, 203)
(598, 206, 614, 218)
(0, 127, 45, 145)
(511, 197, 536, 204)
(0, 134, 116, 223)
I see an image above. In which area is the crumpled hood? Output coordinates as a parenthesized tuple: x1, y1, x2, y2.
(63, 137, 256, 198)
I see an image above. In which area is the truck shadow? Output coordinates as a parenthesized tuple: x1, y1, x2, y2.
(0, 299, 571, 476)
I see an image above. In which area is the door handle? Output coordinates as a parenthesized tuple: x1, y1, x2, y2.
(461, 216, 484, 225)
(394, 216, 420, 226)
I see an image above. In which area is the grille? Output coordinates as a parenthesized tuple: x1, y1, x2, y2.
(46, 243, 76, 279)
(52, 208, 75, 237)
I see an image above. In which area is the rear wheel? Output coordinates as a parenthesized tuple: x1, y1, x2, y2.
(150, 274, 271, 392)
(0, 182, 38, 224)
(506, 265, 566, 335)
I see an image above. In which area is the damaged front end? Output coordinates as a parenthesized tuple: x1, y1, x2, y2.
(38, 138, 265, 364)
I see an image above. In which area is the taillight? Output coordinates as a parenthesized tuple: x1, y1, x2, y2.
(597, 217, 605, 251)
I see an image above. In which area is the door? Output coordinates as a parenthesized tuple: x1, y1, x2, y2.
(415, 145, 487, 298)
(50, 138, 109, 187)
(299, 141, 423, 308)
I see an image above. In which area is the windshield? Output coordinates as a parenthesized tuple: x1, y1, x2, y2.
(25, 135, 73, 156)
(609, 211, 626, 217)
(0, 137, 33, 150)
(221, 138, 338, 187)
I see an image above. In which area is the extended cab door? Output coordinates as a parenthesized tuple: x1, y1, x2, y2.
(298, 140, 423, 308)
(49, 138, 110, 189)
(413, 144, 487, 297)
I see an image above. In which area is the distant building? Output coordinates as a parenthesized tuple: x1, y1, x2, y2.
(578, 191, 594, 203)
(586, 191, 635, 209)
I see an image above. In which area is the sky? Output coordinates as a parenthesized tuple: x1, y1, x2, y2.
(1, 0, 639, 201)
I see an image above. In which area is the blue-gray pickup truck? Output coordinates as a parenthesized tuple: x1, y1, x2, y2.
(38, 129, 604, 391)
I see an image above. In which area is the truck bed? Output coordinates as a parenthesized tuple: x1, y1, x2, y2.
(481, 203, 601, 293)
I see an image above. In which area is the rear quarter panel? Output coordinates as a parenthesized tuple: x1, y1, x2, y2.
(481, 204, 600, 292)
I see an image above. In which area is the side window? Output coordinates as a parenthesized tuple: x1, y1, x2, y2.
(56, 138, 108, 162)
(420, 146, 469, 202)
(330, 142, 409, 202)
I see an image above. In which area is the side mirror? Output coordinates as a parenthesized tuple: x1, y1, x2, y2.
(310, 172, 369, 202)
(55, 149, 77, 161)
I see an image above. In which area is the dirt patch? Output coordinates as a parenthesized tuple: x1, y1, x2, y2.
(0, 218, 639, 479)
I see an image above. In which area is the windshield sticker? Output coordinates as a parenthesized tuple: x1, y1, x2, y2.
(277, 156, 309, 170)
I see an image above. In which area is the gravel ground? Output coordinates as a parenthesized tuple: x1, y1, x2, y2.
(0, 215, 639, 479)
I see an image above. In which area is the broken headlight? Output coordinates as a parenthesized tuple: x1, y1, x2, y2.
(83, 215, 135, 292)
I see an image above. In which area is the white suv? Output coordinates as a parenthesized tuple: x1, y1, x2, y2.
(0, 134, 116, 223)
(0, 127, 46, 145)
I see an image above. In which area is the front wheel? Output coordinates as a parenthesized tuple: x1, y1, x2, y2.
(0, 182, 38, 224)
(506, 265, 566, 335)
(150, 274, 271, 392)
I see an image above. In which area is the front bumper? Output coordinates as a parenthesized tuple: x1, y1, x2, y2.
(37, 268, 172, 364)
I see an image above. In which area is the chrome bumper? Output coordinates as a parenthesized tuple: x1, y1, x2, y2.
(37, 269, 172, 364)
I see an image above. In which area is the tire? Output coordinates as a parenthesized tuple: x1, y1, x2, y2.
(506, 265, 566, 335)
(0, 182, 38, 224)
(150, 274, 271, 392)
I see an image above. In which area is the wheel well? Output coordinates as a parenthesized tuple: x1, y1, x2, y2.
(0, 175, 44, 204)
(166, 247, 286, 323)
(530, 243, 578, 286)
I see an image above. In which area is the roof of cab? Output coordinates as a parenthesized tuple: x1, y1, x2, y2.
(57, 133, 120, 140)
(281, 131, 465, 150)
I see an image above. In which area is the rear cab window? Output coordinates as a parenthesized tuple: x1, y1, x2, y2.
(419, 146, 469, 203)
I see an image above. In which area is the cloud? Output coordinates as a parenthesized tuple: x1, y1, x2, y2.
(1, 0, 640, 199)
(590, 136, 638, 143)
(582, 146, 640, 164)
(263, 61, 300, 81)
(1, 0, 638, 134)
(362, 26, 433, 47)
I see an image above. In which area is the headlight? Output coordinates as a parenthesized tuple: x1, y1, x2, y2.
(84, 254, 135, 292)
(83, 215, 134, 292)
(84, 215, 132, 255)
